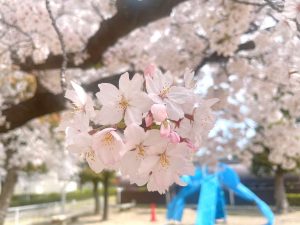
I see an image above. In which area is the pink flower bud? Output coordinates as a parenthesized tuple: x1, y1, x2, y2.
(168, 131, 180, 143)
(144, 64, 156, 78)
(151, 104, 168, 122)
(145, 113, 153, 127)
(160, 120, 171, 137)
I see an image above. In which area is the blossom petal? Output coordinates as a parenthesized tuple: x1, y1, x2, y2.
(124, 107, 143, 125)
(120, 151, 140, 176)
(119, 73, 144, 95)
(167, 86, 192, 104)
(144, 130, 163, 147)
(146, 76, 160, 95)
(165, 99, 184, 121)
(96, 105, 123, 125)
(138, 155, 159, 175)
(65, 90, 81, 107)
(71, 81, 87, 105)
(130, 92, 152, 112)
(124, 124, 146, 148)
(131, 73, 144, 90)
(86, 153, 104, 173)
(119, 72, 131, 94)
(96, 83, 120, 105)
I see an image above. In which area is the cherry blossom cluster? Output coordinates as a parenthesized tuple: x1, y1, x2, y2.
(0, 0, 116, 64)
(61, 66, 217, 193)
(102, 1, 206, 76)
(200, 0, 254, 56)
(250, 122, 300, 171)
(194, 0, 300, 169)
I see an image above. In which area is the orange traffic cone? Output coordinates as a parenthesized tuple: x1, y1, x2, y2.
(150, 203, 157, 222)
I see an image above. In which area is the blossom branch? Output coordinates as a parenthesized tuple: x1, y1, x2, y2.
(16, 0, 187, 72)
(0, 72, 125, 133)
(195, 41, 256, 73)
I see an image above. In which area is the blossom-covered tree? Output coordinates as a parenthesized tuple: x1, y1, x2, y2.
(0, 117, 79, 224)
(198, 0, 300, 213)
(2, 0, 299, 130)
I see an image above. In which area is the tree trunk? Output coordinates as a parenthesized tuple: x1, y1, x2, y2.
(102, 173, 109, 221)
(0, 168, 18, 225)
(93, 181, 100, 214)
(274, 171, 289, 214)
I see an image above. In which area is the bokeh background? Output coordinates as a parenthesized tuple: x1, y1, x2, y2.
(1, 0, 300, 224)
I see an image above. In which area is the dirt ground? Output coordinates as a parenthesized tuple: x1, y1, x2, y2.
(73, 206, 300, 225)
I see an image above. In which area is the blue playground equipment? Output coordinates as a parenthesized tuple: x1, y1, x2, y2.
(167, 163, 274, 225)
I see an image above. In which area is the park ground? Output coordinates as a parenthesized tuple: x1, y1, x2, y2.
(73, 206, 300, 225)
(5, 198, 300, 225)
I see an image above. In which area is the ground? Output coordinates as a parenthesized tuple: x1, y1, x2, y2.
(74, 206, 300, 225)
(5, 198, 300, 225)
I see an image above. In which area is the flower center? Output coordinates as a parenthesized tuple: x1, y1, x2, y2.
(72, 102, 84, 113)
(119, 96, 129, 110)
(159, 86, 170, 98)
(162, 120, 169, 128)
(102, 132, 114, 146)
(136, 144, 145, 157)
(159, 152, 169, 168)
(86, 149, 96, 161)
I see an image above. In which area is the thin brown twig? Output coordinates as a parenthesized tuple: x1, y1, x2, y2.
(232, 0, 267, 7)
(232, 0, 283, 12)
(45, 0, 68, 92)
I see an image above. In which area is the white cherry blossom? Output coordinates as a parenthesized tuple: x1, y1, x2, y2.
(139, 141, 195, 194)
(65, 81, 95, 118)
(96, 73, 152, 125)
(120, 124, 160, 185)
(177, 100, 216, 148)
(145, 70, 192, 121)
(92, 128, 125, 165)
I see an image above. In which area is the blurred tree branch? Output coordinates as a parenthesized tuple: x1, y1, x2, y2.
(0, 73, 124, 133)
(15, 0, 188, 72)
(0, 41, 256, 133)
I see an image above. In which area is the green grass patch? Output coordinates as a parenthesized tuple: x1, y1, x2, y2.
(11, 188, 116, 207)
(287, 193, 300, 206)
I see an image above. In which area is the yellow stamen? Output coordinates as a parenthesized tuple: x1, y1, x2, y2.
(102, 132, 114, 146)
(119, 96, 129, 110)
(162, 120, 169, 128)
(159, 152, 169, 168)
(136, 144, 145, 157)
(159, 86, 170, 98)
(72, 103, 81, 111)
(86, 149, 96, 161)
